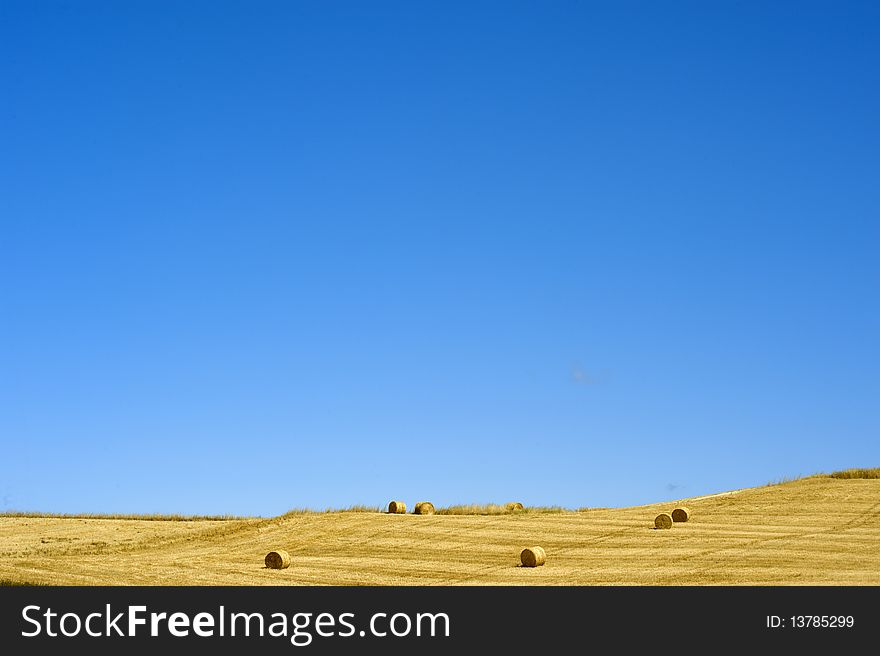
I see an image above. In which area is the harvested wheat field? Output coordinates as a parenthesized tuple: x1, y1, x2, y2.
(1, 474, 878, 585)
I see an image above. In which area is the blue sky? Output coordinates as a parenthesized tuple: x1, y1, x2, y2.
(2, 2, 878, 515)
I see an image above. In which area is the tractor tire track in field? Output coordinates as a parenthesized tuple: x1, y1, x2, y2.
(660, 498, 880, 582)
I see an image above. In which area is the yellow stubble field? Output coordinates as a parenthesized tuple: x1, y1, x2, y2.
(1, 476, 878, 585)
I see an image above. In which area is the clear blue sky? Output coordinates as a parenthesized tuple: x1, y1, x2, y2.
(2, 2, 878, 516)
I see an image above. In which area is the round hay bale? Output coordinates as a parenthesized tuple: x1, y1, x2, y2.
(265, 550, 291, 569)
(505, 502, 524, 511)
(414, 501, 435, 515)
(671, 507, 690, 523)
(520, 546, 546, 567)
(387, 500, 406, 514)
(654, 513, 673, 529)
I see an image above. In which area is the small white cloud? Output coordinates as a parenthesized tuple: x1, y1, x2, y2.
(570, 363, 610, 386)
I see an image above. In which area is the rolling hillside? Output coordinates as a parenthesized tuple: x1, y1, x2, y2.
(2, 474, 878, 585)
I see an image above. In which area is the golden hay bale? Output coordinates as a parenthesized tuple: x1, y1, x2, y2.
(654, 513, 673, 529)
(387, 500, 407, 514)
(520, 546, 546, 567)
(505, 502, 524, 511)
(414, 501, 435, 515)
(265, 550, 291, 569)
(671, 507, 690, 523)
